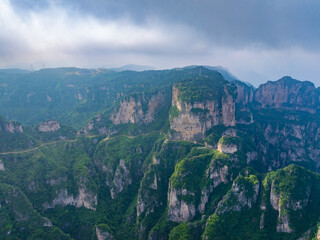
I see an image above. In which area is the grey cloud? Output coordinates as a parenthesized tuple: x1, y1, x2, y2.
(11, 0, 320, 49)
(3, 0, 320, 86)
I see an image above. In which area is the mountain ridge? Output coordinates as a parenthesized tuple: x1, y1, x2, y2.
(1, 66, 320, 239)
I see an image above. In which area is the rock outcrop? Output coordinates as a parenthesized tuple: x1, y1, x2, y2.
(0, 159, 4, 171)
(263, 165, 318, 234)
(109, 160, 132, 199)
(96, 226, 114, 240)
(38, 120, 61, 132)
(110, 92, 166, 125)
(254, 76, 320, 113)
(0, 119, 23, 133)
(170, 85, 236, 141)
(42, 187, 97, 210)
(167, 186, 196, 222)
(215, 175, 259, 215)
(199, 164, 231, 214)
(257, 121, 320, 172)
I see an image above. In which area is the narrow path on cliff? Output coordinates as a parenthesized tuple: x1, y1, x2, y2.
(0, 139, 78, 155)
(0, 130, 163, 155)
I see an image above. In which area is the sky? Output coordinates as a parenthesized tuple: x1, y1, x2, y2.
(1, 0, 320, 86)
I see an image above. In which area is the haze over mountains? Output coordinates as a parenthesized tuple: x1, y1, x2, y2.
(1, 66, 320, 239)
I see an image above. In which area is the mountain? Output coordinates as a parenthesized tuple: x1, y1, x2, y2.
(109, 64, 156, 72)
(181, 65, 245, 83)
(0, 68, 30, 74)
(1, 66, 320, 239)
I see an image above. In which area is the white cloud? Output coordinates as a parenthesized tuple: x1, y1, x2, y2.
(0, 0, 207, 67)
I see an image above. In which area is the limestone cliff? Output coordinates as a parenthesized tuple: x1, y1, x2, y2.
(42, 186, 97, 210)
(109, 160, 132, 199)
(167, 185, 196, 222)
(256, 121, 320, 172)
(0, 119, 23, 133)
(96, 226, 114, 240)
(38, 120, 61, 132)
(111, 92, 166, 125)
(262, 165, 320, 234)
(169, 85, 236, 141)
(198, 153, 240, 214)
(0, 159, 4, 171)
(215, 175, 259, 215)
(254, 76, 320, 113)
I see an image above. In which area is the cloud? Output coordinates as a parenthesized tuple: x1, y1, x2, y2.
(0, 0, 207, 67)
(1, 0, 320, 86)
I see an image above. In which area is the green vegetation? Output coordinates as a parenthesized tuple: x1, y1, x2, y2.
(169, 105, 180, 119)
(176, 69, 227, 103)
(1, 67, 320, 240)
(169, 223, 192, 240)
(218, 135, 239, 145)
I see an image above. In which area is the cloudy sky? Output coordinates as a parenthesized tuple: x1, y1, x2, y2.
(1, 0, 320, 86)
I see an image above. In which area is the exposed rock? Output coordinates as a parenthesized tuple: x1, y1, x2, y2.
(234, 81, 254, 105)
(110, 160, 132, 199)
(43, 217, 53, 227)
(215, 176, 259, 215)
(167, 186, 196, 222)
(111, 97, 144, 124)
(199, 158, 237, 213)
(269, 179, 305, 233)
(77, 187, 97, 210)
(218, 142, 237, 154)
(96, 227, 114, 240)
(110, 92, 165, 125)
(246, 151, 258, 164)
(276, 213, 293, 233)
(38, 120, 60, 132)
(270, 181, 280, 210)
(255, 121, 320, 171)
(259, 212, 265, 229)
(4, 121, 23, 133)
(170, 85, 236, 141)
(317, 226, 320, 240)
(254, 76, 319, 113)
(42, 187, 97, 210)
(222, 87, 236, 126)
(297, 229, 311, 240)
(0, 160, 4, 171)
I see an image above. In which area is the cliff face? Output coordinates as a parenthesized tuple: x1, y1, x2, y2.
(167, 186, 196, 222)
(254, 77, 320, 113)
(261, 165, 320, 235)
(96, 226, 114, 240)
(215, 175, 259, 215)
(254, 121, 320, 172)
(42, 187, 97, 210)
(0, 119, 23, 133)
(38, 120, 61, 132)
(110, 92, 166, 125)
(169, 85, 235, 141)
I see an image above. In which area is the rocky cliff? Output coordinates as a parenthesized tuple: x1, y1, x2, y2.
(254, 76, 320, 113)
(111, 92, 166, 125)
(38, 120, 61, 132)
(169, 84, 236, 141)
(0, 118, 23, 133)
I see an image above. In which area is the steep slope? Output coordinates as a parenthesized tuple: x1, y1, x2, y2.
(0, 183, 71, 239)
